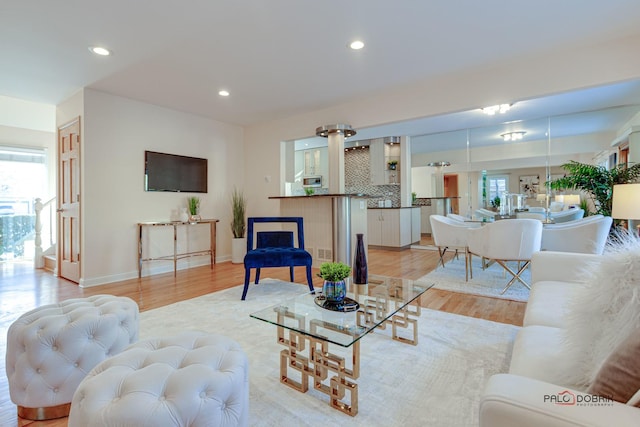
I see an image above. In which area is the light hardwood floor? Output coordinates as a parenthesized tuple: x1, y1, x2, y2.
(1, 242, 525, 426)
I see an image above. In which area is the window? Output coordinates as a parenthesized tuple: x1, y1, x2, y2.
(0, 146, 47, 260)
(488, 175, 508, 202)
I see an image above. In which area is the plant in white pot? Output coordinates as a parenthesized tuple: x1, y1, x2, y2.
(230, 188, 247, 264)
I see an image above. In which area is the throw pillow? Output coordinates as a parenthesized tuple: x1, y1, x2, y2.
(587, 328, 640, 406)
(559, 230, 640, 390)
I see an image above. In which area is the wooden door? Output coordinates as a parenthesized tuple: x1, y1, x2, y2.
(444, 174, 459, 213)
(58, 117, 81, 283)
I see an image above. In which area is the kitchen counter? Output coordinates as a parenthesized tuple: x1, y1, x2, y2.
(369, 206, 416, 209)
(274, 194, 368, 266)
(269, 193, 369, 199)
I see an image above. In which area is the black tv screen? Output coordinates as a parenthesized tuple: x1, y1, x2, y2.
(144, 151, 208, 193)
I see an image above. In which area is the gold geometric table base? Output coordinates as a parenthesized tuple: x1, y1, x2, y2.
(275, 300, 420, 416)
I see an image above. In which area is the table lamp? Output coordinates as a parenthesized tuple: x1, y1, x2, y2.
(563, 194, 581, 208)
(612, 184, 640, 233)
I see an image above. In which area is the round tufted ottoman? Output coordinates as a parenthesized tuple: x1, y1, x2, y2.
(6, 294, 139, 420)
(68, 331, 249, 427)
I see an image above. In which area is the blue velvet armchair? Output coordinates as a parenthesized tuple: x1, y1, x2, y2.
(242, 217, 314, 300)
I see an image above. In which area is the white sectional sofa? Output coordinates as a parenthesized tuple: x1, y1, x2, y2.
(479, 251, 640, 427)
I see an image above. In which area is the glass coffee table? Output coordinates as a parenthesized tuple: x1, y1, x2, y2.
(250, 275, 433, 416)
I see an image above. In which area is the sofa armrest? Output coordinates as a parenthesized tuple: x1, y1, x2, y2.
(530, 251, 600, 284)
(480, 374, 639, 427)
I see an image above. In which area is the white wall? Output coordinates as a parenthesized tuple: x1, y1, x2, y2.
(75, 89, 244, 286)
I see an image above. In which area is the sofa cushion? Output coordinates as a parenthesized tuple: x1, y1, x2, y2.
(523, 281, 587, 328)
(509, 325, 577, 387)
(560, 237, 640, 389)
(587, 328, 640, 407)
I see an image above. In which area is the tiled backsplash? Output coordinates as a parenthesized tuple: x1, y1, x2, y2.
(345, 148, 401, 208)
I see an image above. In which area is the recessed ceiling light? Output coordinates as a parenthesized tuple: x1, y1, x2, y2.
(481, 103, 512, 115)
(349, 40, 364, 50)
(89, 46, 111, 56)
(501, 131, 526, 141)
(218, 90, 230, 97)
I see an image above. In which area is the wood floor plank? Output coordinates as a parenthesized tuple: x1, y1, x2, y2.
(0, 242, 524, 426)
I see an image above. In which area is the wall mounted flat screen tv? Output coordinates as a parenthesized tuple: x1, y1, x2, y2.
(144, 151, 208, 193)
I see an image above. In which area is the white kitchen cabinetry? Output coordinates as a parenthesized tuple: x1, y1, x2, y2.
(420, 206, 432, 234)
(369, 139, 401, 186)
(303, 147, 328, 177)
(296, 147, 328, 188)
(367, 208, 416, 248)
(411, 207, 421, 243)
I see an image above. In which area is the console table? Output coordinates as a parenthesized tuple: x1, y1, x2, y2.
(137, 219, 219, 278)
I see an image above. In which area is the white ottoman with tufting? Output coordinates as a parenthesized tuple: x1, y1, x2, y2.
(6, 295, 139, 420)
(68, 331, 249, 427)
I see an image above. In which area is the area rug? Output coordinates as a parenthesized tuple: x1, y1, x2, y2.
(419, 255, 531, 302)
(139, 279, 519, 427)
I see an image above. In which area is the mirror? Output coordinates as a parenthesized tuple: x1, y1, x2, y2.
(411, 104, 640, 217)
(288, 80, 640, 215)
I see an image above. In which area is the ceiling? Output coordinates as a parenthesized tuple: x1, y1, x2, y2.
(3, 1, 640, 143)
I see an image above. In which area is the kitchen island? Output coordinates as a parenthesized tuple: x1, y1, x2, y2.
(269, 194, 369, 267)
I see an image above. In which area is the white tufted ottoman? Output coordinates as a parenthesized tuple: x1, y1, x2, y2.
(69, 331, 249, 427)
(6, 294, 139, 420)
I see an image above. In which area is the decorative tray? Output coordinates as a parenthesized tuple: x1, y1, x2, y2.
(314, 295, 360, 312)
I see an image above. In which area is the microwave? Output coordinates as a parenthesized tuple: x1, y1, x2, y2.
(302, 176, 322, 187)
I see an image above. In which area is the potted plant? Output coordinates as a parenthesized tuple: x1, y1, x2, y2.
(187, 196, 200, 221)
(230, 188, 247, 263)
(388, 160, 398, 170)
(490, 196, 501, 211)
(318, 262, 351, 303)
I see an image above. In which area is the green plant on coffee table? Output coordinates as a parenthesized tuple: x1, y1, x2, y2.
(318, 262, 351, 282)
(490, 196, 501, 209)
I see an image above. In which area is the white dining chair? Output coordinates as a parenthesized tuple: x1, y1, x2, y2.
(430, 215, 478, 280)
(549, 208, 584, 223)
(516, 211, 547, 221)
(446, 213, 469, 223)
(467, 218, 543, 293)
(475, 208, 497, 220)
(541, 215, 612, 254)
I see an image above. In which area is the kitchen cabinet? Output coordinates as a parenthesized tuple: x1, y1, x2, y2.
(369, 139, 401, 185)
(411, 207, 421, 243)
(303, 147, 328, 178)
(295, 147, 328, 188)
(367, 208, 417, 248)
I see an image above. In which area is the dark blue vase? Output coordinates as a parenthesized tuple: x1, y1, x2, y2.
(353, 233, 368, 284)
(323, 280, 347, 303)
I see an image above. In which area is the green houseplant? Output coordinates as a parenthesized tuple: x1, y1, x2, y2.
(230, 188, 247, 263)
(187, 196, 200, 221)
(548, 160, 640, 217)
(318, 262, 351, 303)
(490, 196, 501, 210)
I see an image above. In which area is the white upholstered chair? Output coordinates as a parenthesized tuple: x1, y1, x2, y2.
(475, 208, 497, 220)
(549, 208, 584, 223)
(447, 213, 469, 222)
(541, 215, 612, 254)
(467, 219, 543, 293)
(515, 211, 547, 221)
(430, 215, 479, 280)
(526, 206, 547, 213)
